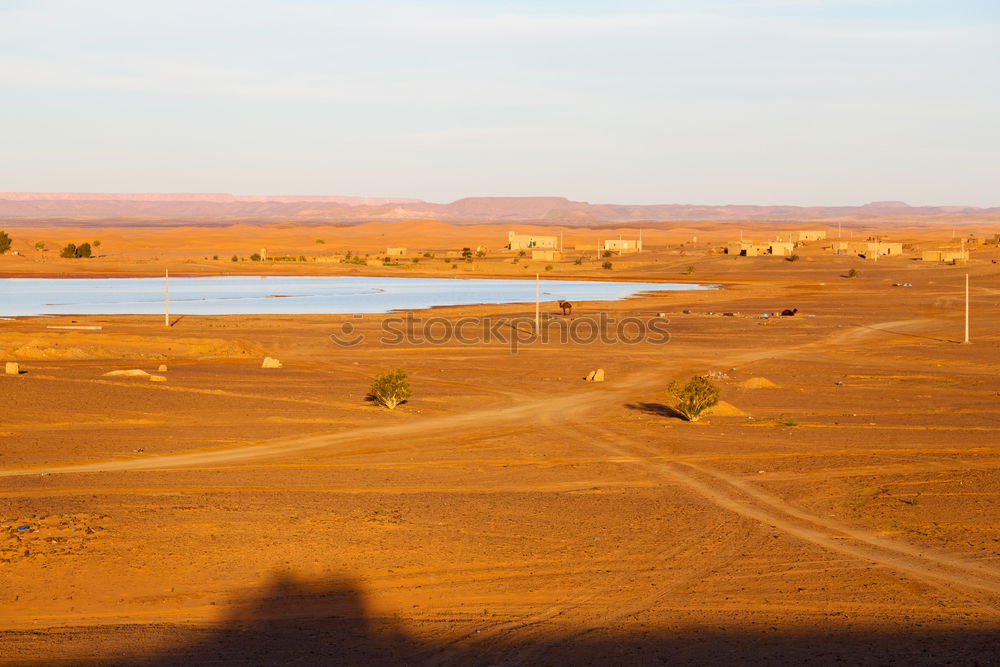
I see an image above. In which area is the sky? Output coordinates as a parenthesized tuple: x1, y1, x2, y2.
(1, 0, 997, 206)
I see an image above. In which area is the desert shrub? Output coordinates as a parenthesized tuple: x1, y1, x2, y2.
(461, 247, 473, 260)
(685, 265, 695, 274)
(475, 249, 486, 258)
(60, 243, 78, 258)
(212, 255, 219, 260)
(602, 250, 613, 258)
(34, 241, 45, 251)
(602, 261, 613, 270)
(250, 253, 261, 262)
(298, 255, 306, 262)
(75, 243, 92, 258)
(574, 257, 583, 265)
(787, 254, 800, 262)
(666, 375, 720, 422)
(451, 263, 457, 269)
(0, 231, 11, 254)
(412, 258, 420, 263)
(423, 252, 433, 258)
(545, 264, 553, 271)
(518, 250, 526, 257)
(315, 239, 325, 244)
(846, 268, 858, 278)
(231, 255, 238, 262)
(368, 368, 411, 410)
(93, 240, 101, 248)
(512, 258, 519, 264)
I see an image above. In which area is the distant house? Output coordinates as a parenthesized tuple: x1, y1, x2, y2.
(603, 238, 642, 254)
(507, 231, 557, 251)
(385, 247, 406, 256)
(922, 249, 966, 263)
(724, 242, 771, 257)
(834, 241, 903, 257)
(776, 230, 827, 243)
(768, 241, 795, 257)
(531, 250, 564, 261)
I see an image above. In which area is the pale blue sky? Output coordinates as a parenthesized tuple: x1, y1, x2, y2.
(1, 1, 997, 205)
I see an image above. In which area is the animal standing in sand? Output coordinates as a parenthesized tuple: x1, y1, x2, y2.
(781, 308, 798, 317)
(558, 300, 573, 316)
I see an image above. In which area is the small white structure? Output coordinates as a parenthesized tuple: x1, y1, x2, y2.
(385, 247, 406, 256)
(507, 231, 557, 251)
(603, 239, 642, 254)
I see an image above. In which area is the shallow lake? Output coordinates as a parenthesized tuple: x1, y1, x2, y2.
(0, 276, 713, 316)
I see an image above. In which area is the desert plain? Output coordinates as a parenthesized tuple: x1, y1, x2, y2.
(1, 217, 999, 665)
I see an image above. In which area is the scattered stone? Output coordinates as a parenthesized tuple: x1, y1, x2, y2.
(682, 309, 692, 314)
(261, 357, 282, 369)
(102, 369, 150, 378)
(703, 370, 729, 380)
(5, 362, 19, 375)
(584, 368, 606, 383)
(149, 375, 167, 382)
(157, 364, 168, 372)
(585, 370, 596, 381)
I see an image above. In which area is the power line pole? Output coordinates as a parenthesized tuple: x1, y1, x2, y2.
(535, 273, 540, 336)
(964, 273, 970, 344)
(164, 269, 170, 327)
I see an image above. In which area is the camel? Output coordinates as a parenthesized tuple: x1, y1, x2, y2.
(558, 300, 573, 316)
(781, 308, 798, 316)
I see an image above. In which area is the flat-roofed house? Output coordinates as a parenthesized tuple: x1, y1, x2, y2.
(507, 231, 558, 251)
(385, 247, 406, 256)
(603, 238, 642, 254)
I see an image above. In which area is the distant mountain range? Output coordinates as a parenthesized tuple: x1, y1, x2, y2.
(0, 193, 996, 225)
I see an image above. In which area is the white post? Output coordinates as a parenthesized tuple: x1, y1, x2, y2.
(639, 228, 643, 252)
(964, 273, 970, 344)
(535, 273, 540, 335)
(164, 269, 170, 327)
(838, 221, 841, 239)
(560, 230, 564, 253)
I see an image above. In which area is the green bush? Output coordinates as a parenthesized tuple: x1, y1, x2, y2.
(602, 261, 613, 270)
(666, 375, 721, 422)
(0, 230, 11, 254)
(34, 241, 46, 252)
(368, 368, 412, 410)
(846, 268, 858, 278)
(685, 265, 695, 274)
(787, 254, 800, 262)
(60, 243, 78, 258)
(602, 250, 613, 258)
(518, 250, 526, 257)
(461, 247, 473, 260)
(75, 242, 92, 258)
(574, 257, 583, 265)
(250, 253, 261, 262)
(545, 264, 553, 271)
(231, 255, 238, 262)
(316, 239, 325, 244)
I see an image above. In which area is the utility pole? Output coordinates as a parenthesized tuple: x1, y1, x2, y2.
(964, 274, 970, 344)
(164, 269, 170, 327)
(535, 273, 540, 336)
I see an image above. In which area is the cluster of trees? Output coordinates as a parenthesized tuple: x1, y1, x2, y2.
(60, 242, 93, 258)
(0, 230, 11, 254)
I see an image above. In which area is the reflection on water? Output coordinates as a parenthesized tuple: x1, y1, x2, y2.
(0, 275, 712, 316)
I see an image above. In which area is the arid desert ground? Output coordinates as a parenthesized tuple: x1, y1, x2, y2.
(1, 218, 999, 665)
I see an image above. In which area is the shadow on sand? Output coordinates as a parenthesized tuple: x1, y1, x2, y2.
(73, 573, 997, 666)
(625, 401, 687, 420)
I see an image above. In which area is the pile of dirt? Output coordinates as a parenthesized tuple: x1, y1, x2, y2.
(705, 400, 746, 416)
(741, 377, 778, 389)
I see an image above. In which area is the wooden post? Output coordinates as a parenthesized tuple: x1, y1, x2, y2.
(535, 273, 540, 335)
(964, 273, 970, 344)
(164, 269, 170, 327)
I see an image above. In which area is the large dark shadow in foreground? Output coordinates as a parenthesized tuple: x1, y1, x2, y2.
(45, 574, 1000, 666)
